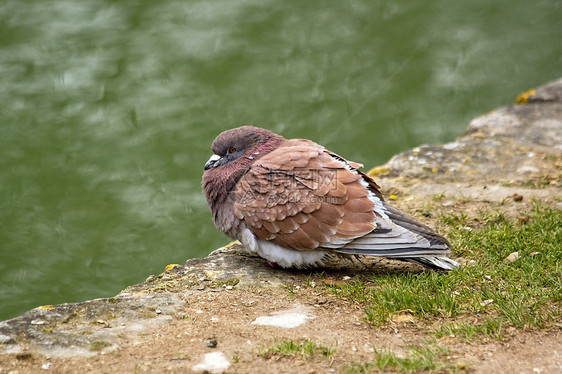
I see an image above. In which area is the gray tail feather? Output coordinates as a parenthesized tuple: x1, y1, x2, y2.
(333, 248, 451, 257)
(383, 202, 452, 248)
(400, 256, 460, 271)
(332, 247, 460, 270)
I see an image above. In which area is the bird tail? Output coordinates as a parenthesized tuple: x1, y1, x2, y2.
(400, 256, 459, 271)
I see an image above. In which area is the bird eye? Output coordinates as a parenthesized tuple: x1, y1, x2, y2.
(228, 147, 236, 153)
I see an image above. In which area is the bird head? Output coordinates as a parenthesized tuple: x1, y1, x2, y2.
(202, 126, 284, 210)
(203, 126, 283, 171)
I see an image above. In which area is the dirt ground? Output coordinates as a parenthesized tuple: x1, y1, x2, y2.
(1, 283, 560, 374)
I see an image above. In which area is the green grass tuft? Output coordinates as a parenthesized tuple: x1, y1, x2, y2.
(433, 318, 504, 341)
(90, 340, 112, 351)
(259, 339, 336, 360)
(343, 344, 460, 373)
(328, 204, 561, 335)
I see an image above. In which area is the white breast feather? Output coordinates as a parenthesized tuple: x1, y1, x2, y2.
(239, 227, 328, 268)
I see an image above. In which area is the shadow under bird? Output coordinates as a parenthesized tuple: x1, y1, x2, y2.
(202, 126, 458, 270)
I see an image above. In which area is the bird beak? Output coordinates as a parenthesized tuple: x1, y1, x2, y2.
(204, 154, 222, 170)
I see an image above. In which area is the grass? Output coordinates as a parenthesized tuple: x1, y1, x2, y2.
(90, 340, 112, 351)
(433, 318, 504, 342)
(327, 204, 561, 337)
(259, 339, 336, 361)
(343, 344, 459, 373)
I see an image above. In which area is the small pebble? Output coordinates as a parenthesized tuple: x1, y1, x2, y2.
(512, 193, 523, 202)
(192, 351, 230, 373)
(504, 251, 520, 263)
(480, 299, 494, 306)
(518, 215, 530, 224)
(206, 338, 218, 348)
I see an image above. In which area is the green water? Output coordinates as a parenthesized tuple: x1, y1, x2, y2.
(0, 0, 560, 321)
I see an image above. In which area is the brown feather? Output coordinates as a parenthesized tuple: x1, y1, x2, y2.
(314, 203, 345, 225)
(275, 217, 301, 233)
(234, 139, 377, 250)
(275, 227, 319, 249)
(344, 198, 375, 213)
(262, 220, 281, 234)
(304, 214, 338, 238)
(253, 226, 276, 241)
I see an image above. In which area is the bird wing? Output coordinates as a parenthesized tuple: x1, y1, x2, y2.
(234, 139, 451, 257)
(233, 139, 376, 250)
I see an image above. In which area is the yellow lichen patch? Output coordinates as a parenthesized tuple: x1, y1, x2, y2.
(392, 311, 416, 324)
(470, 130, 487, 139)
(368, 166, 390, 178)
(224, 241, 241, 249)
(164, 264, 181, 272)
(38, 305, 56, 310)
(389, 194, 398, 201)
(516, 88, 536, 104)
(205, 270, 220, 279)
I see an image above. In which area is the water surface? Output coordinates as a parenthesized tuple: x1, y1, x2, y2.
(1, 0, 560, 320)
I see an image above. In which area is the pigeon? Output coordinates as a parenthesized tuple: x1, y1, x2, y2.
(202, 126, 458, 270)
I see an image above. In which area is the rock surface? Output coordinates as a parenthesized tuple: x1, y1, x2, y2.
(369, 78, 561, 201)
(191, 352, 230, 374)
(0, 78, 561, 373)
